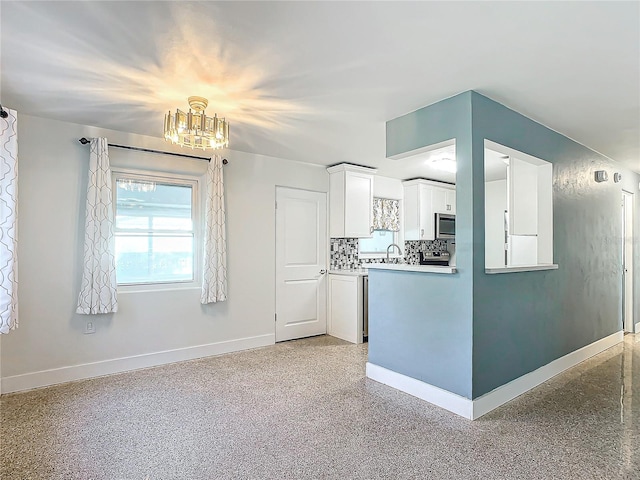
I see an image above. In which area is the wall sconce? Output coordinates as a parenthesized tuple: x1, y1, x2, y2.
(594, 170, 608, 182)
(613, 173, 622, 183)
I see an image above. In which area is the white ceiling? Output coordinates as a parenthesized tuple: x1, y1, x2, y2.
(1, 1, 639, 179)
(484, 150, 509, 183)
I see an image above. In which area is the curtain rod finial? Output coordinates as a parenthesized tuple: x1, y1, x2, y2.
(222, 158, 228, 165)
(79, 137, 90, 145)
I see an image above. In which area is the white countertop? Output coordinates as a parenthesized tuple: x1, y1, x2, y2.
(329, 269, 368, 276)
(366, 264, 457, 274)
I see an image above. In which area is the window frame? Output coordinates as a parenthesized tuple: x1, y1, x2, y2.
(111, 167, 202, 292)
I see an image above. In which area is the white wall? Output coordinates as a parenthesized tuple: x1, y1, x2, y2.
(373, 175, 403, 199)
(485, 179, 507, 268)
(0, 114, 327, 392)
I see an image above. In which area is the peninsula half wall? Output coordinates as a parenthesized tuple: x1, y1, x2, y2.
(367, 91, 640, 419)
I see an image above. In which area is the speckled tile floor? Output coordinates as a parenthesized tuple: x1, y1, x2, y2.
(1, 334, 638, 480)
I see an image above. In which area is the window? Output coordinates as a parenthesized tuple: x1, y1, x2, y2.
(113, 172, 199, 286)
(359, 230, 400, 256)
(359, 196, 402, 258)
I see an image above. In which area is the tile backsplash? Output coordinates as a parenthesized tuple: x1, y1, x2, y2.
(329, 238, 360, 270)
(403, 240, 449, 265)
(330, 238, 449, 270)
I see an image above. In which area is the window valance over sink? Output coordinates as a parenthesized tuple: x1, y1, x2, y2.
(372, 197, 400, 231)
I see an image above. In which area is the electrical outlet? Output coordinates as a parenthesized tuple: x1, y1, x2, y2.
(84, 321, 96, 334)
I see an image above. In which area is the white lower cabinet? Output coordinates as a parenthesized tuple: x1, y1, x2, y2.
(328, 273, 365, 344)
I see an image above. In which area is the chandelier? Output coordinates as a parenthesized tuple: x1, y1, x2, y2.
(164, 96, 229, 150)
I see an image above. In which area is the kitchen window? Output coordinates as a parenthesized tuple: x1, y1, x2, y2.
(358, 197, 403, 258)
(113, 171, 200, 287)
(359, 229, 400, 256)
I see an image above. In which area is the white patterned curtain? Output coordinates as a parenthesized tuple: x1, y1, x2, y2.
(372, 197, 400, 231)
(201, 155, 227, 304)
(0, 107, 19, 334)
(76, 138, 118, 314)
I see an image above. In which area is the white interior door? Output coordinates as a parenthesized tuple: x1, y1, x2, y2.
(275, 187, 327, 342)
(622, 191, 634, 333)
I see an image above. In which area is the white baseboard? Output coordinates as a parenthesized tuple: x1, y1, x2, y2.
(1, 333, 275, 395)
(636, 323, 639, 334)
(367, 330, 623, 420)
(366, 363, 473, 418)
(471, 330, 622, 419)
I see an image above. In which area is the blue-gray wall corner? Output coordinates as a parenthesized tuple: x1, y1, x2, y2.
(370, 90, 637, 405)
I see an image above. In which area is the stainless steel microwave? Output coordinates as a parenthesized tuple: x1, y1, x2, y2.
(435, 213, 455, 239)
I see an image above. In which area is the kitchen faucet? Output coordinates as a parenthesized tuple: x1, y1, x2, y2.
(386, 243, 402, 262)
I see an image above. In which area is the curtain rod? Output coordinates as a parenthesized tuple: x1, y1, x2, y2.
(0, 104, 8, 119)
(78, 138, 228, 164)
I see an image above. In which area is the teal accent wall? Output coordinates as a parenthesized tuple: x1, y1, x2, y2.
(386, 93, 469, 159)
(370, 92, 474, 398)
(372, 90, 640, 402)
(368, 269, 472, 396)
(470, 91, 640, 397)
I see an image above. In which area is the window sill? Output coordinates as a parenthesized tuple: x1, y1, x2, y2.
(118, 284, 201, 294)
(485, 264, 558, 274)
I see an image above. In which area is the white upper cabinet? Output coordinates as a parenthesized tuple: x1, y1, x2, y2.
(328, 164, 376, 238)
(432, 185, 456, 214)
(403, 179, 455, 241)
(404, 183, 434, 240)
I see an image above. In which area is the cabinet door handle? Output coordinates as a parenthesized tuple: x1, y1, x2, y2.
(319, 269, 327, 275)
(420, 228, 424, 237)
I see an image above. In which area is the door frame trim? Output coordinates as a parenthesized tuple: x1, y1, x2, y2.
(622, 190, 634, 333)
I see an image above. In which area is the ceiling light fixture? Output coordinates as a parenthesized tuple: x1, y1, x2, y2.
(430, 157, 457, 173)
(164, 96, 229, 150)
